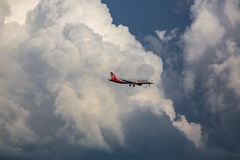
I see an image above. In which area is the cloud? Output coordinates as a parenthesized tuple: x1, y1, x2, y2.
(0, 0, 205, 156)
(164, 0, 240, 153)
(183, 0, 240, 112)
(173, 115, 203, 148)
(5, 0, 39, 24)
(184, 0, 225, 64)
(144, 0, 240, 157)
(182, 0, 240, 153)
(0, 0, 10, 29)
(224, 0, 240, 27)
(0, 97, 36, 148)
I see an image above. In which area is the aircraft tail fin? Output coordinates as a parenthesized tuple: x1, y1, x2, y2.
(110, 72, 119, 81)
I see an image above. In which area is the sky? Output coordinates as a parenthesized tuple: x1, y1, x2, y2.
(0, 0, 240, 160)
(102, 0, 192, 36)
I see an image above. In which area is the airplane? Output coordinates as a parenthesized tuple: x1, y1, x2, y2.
(109, 72, 154, 87)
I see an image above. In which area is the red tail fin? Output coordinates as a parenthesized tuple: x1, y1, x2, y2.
(110, 72, 118, 81)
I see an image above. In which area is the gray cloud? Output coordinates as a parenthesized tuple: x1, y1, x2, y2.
(183, 0, 240, 115)
(145, 0, 240, 157)
(0, 0, 10, 19)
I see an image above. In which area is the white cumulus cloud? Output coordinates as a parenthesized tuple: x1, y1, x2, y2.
(0, 0, 203, 151)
